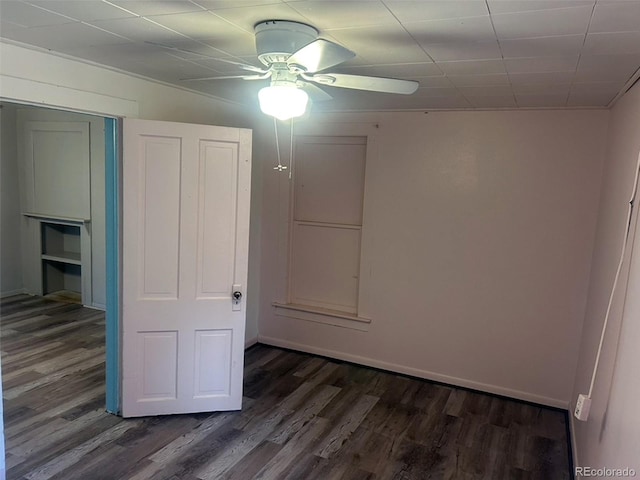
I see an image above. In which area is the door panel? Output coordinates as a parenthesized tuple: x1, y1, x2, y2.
(122, 118, 251, 417)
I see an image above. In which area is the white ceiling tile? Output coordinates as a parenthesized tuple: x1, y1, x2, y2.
(576, 53, 640, 82)
(193, 0, 284, 9)
(589, 1, 640, 33)
(325, 24, 431, 64)
(466, 95, 517, 108)
(146, 11, 255, 47)
(336, 63, 443, 78)
(508, 71, 576, 84)
(208, 4, 310, 33)
(88, 17, 186, 42)
(488, 0, 594, 15)
(504, 56, 579, 74)
(516, 94, 568, 107)
(499, 34, 585, 58)
(492, 6, 593, 39)
(567, 91, 616, 106)
(191, 55, 265, 73)
(64, 42, 177, 64)
(0, 22, 129, 50)
(383, 1, 488, 22)
(411, 76, 455, 88)
(0, 0, 74, 27)
(570, 81, 624, 94)
(583, 31, 640, 55)
(423, 41, 502, 61)
(512, 83, 571, 95)
(27, 1, 136, 21)
(286, 1, 397, 29)
(404, 16, 496, 45)
(447, 73, 510, 87)
(412, 86, 461, 97)
(438, 59, 506, 75)
(457, 85, 514, 96)
(108, 1, 205, 16)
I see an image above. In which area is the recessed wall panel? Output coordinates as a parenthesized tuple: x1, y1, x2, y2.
(28, 121, 91, 220)
(140, 331, 178, 400)
(193, 329, 232, 398)
(291, 223, 361, 313)
(196, 141, 238, 298)
(139, 137, 181, 298)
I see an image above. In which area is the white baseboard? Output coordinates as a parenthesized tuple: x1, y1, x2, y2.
(0, 288, 26, 299)
(258, 335, 570, 409)
(85, 302, 106, 311)
(245, 337, 258, 349)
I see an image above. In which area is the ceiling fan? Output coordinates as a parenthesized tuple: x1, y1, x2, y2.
(177, 20, 420, 119)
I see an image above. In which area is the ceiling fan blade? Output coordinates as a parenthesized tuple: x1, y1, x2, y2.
(146, 41, 267, 74)
(300, 82, 333, 102)
(303, 72, 419, 94)
(288, 39, 355, 73)
(181, 72, 271, 82)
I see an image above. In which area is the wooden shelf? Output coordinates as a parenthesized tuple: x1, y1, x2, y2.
(41, 252, 82, 265)
(40, 222, 83, 298)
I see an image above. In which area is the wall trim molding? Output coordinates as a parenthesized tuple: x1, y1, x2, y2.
(245, 337, 258, 349)
(257, 334, 570, 409)
(0, 74, 138, 118)
(0, 289, 26, 299)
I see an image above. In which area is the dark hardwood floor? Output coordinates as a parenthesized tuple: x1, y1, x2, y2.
(1, 294, 572, 480)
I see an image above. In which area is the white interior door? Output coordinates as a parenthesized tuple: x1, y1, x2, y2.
(121, 118, 251, 417)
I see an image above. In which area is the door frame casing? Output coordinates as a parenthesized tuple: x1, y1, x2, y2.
(105, 118, 120, 414)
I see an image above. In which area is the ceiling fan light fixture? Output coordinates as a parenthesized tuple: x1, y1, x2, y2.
(259, 85, 309, 120)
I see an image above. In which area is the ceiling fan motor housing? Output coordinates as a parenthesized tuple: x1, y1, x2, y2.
(255, 20, 318, 66)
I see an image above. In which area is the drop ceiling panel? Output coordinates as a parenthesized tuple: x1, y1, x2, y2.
(87, 17, 187, 42)
(583, 31, 640, 55)
(423, 41, 502, 61)
(492, 6, 593, 39)
(3, 21, 129, 50)
(405, 15, 497, 45)
(108, 0, 205, 16)
(383, 1, 489, 22)
(27, 0, 136, 21)
(487, 0, 595, 15)
(287, 1, 397, 29)
(447, 73, 510, 87)
(208, 3, 311, 33)
(499, 34, 585, 59)
(0, 1, 74, 27)
(508, 71, 576, 85)
(2, 0, 640, 111)
(466, 95, 517, 108)
(589, 1, 640, 33)
(438, 59, 506, 75)
(504, 56, 579, 74)
(325, 24, 433, 64)
(515, 94, 569, 107)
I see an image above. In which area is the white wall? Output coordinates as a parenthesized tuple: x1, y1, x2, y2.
(0, 103, 23, 297)
(0, 41, 261, 342)
(571, 82, 640, 471)
(257, 109, 608, 407)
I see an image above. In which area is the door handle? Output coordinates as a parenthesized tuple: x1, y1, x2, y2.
(232, 291, 242, 304)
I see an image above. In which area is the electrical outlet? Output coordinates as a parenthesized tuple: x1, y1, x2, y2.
(574, 394, 591, 421)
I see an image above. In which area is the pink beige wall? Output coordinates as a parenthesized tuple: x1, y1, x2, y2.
(257, 109, 608, 407)
(571, 82, 640, 471)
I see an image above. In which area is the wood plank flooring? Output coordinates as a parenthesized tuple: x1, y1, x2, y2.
(1, 294, 573, 480)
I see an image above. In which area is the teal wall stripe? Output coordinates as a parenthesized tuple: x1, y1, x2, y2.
(104, 118, 120, 414)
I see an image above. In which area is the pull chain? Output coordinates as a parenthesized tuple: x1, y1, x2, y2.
(273, 117, 287, 172)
